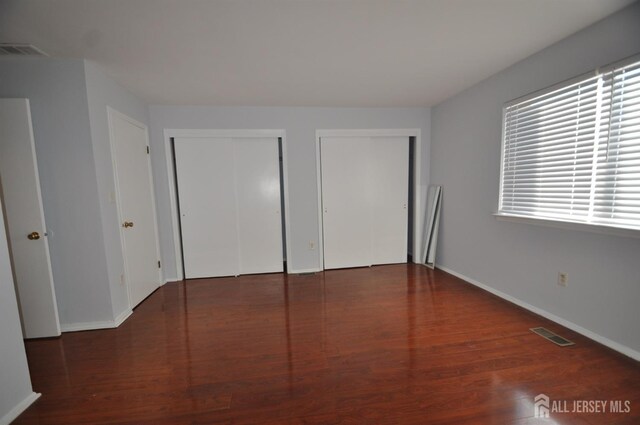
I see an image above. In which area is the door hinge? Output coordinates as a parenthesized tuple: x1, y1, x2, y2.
(146, 146, 150, 154)
(157, 260, 161, 268)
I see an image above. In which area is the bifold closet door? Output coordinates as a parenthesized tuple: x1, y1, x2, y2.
(320, 136, 409, 270)
(174, 137, 283, 279)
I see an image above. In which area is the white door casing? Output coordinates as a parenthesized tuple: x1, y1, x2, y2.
(0, 98, 61, 338)
(108, 107, 162, 309)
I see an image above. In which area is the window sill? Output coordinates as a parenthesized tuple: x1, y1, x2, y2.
(493, 213, 640, 239)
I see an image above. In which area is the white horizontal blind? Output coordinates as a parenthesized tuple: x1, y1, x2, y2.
(500, 58, 640, 231)
(591, 63, 640, 229)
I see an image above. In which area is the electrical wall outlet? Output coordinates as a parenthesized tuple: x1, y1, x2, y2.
(558, 272, 568, 287)
(309, 241, 315, 250)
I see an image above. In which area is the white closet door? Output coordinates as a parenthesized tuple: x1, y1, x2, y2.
(234, 137, 283, 274)
(371, 136, 409, 264)
(174, 137, 240, 278)
(321, 137, 373, 269)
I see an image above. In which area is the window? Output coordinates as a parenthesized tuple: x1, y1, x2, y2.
(499, 56, 640, 232)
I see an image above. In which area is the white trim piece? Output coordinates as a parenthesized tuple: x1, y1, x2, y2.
(164, 129, 291, 279)
(288, 268, 322, 274)
(108, 107, 164, 308)
(436, 264, 640, 362)
(0, 392, 40, 425)
(60, 320, 118, 333)
(494, 213, 640, 239)
(315, 129, 423, 269)
(314, 133, 324, 269)
(113, 309, 133, 327)
(61, 308, 134, 332)
(164, 130, 183, 280)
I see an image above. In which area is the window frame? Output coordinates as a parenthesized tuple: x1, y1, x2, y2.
(496, 53, 640, 239)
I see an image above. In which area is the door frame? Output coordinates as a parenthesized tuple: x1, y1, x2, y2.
(107, 106, 163, 309)
(164, 129, 291, 280)
(315, 129, 423, 269)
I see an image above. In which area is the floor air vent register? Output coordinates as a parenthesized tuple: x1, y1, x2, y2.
(530, 327, 575, 347)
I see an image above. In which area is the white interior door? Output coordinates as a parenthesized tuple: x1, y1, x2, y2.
(234, 138, 283, 274)
(174, 137, 240, 278)
(108, 109, 161, 308)
(371, 136, 409, 264)
(0, 98, 60, 338)
(321, 137, 373, 269)
(320, 135, 409, 270)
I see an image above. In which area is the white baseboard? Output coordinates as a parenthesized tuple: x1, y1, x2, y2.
(0, 392, 40, 425)
(61, 309, 133, 333)
(436, 264, 640, 362)
(60, 320, 117, 333)
(288, 268, 322, 274)
(114, 309, 133, 327)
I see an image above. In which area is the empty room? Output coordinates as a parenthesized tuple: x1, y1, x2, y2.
(1, 1, 639, 424)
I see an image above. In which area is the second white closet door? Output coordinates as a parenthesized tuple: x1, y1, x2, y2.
(234, 138, 283, 275)
(175, 137, 282, 279)
(371, 137, 409, 265)
(321, 136, 409, 270)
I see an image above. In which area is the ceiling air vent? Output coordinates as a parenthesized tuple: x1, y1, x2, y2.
(0, 43, 48, 56)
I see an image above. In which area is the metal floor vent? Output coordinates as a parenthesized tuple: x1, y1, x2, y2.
(530, 327, 574, 347)
(0, 43, 48, 56)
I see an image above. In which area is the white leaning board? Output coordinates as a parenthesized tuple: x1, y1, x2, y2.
(174, 137, 283, 278)
(320, 136, 409, 270)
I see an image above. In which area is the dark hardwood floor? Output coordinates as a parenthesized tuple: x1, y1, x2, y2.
(15, 265, 640, 424)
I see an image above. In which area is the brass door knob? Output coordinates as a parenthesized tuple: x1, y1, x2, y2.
(28, 231, 40, 240)
(122, 221, 134, 228)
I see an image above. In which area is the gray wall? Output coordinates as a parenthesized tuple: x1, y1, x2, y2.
(149, 106, 431, 278)
(84, 60, 151, 319)
(0, 58, 113, 326)
(430, 3, 640, 357)
(0, 197, 35, 423)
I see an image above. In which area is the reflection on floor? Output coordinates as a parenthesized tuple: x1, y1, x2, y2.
(15, 264, 640, 424)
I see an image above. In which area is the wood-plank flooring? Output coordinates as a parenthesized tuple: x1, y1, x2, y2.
(14, 265, 640, 424)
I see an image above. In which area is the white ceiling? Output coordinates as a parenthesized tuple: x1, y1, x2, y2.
(0, 0, 634, 107)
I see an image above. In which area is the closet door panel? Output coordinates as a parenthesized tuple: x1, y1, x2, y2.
(371, 136, 409, 264)
(234, 137, 283, 274)
(321, 137, 372, 269)
(174, 137, 240, 278)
